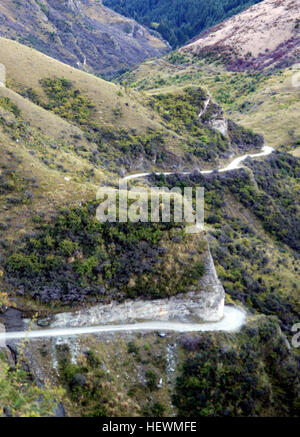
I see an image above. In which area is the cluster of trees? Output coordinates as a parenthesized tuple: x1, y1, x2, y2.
(103, 0, 263, 47)
(174, 318, 300, 416)
(40, 78, 95, 126)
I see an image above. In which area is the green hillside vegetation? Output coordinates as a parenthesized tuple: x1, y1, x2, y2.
(0, 36, 159, 133)
(0, 26, 299, 418)
(0, 90, 209, 310)
(16, 309, 300, 417)
(103, 0, 263, 48)
(0, 295, 65, 417)
(0, 346, 64, 417)
(22, 329, 177, 417)
(0, 0, 168, 78)
(175, 316, 300, 416)
(4, 200, 206, 305)
(0, 38, 264, 175)
(150, 151, 300, 336)
(118, 55, 300, 150)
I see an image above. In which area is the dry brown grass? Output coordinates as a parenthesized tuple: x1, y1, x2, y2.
(0, 36, 163, 133)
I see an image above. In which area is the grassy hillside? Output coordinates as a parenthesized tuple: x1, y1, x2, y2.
(182, 0, 300, 72)
(0, 37, 220, 312)
(150, 152, 300, 337)
(119, 55, 300, 149)
(0, 36, 159, 133)
(0, 36, 297, 315)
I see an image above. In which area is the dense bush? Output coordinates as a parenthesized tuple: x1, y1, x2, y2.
(0, 97, 21, 117)
(16, 79, 172, 168)
(58, 348, 109, 417)
(230, 152, 300, 251)
(227, 119, 264, 150)
(0, 153, 36, 207)
(4, 201, 205, 304)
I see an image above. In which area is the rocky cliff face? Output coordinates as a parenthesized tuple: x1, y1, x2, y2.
(0, 0, 169, 78)
(43, 248, 225, 328)
(200, 100, 228, 137)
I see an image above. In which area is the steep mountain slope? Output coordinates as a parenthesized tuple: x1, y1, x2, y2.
(0, 9, 298, 418)
(103, 0, 263, 48)
(9, 314, 297, 417)
(150, 154, 300, 334)
(0, 36, 161, 134)
(182, 0, 300, 71)
(0, 37, 263, 175)
(119, 0, 300, 150)
(121, 55, 300, 149)
(116, 0, 300, 338)
(0, 0, 168, 78)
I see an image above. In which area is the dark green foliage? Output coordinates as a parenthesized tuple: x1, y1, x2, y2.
(4, 201, 205, 304)
(127, 341, 139, 355)
(58, 348, 108, 417)
(15, 79, 263, 169)
(149, 87, 207, 131)
(233, 152, 300, 251)
(20, 87, 41, 105)
(174, 317, 300, 416)
(148, 87, 262, 161)
(0, 151, 36, 207)
(145, 370, 158, 391)
(227, 120, 264, 150)
(19, 78, 171, 168)
(96, 127, 168, 162)
(151, 402, 165, 416)
(150, 152, 300, 333)
(103, 0, 263, 48)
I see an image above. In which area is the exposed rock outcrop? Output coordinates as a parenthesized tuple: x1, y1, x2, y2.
(201, 100, 228, 136)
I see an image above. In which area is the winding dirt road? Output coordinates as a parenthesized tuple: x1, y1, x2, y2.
(123, 145, 274, 181)
(1, 145, 274, 340)
(0, 306, 246, 341)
